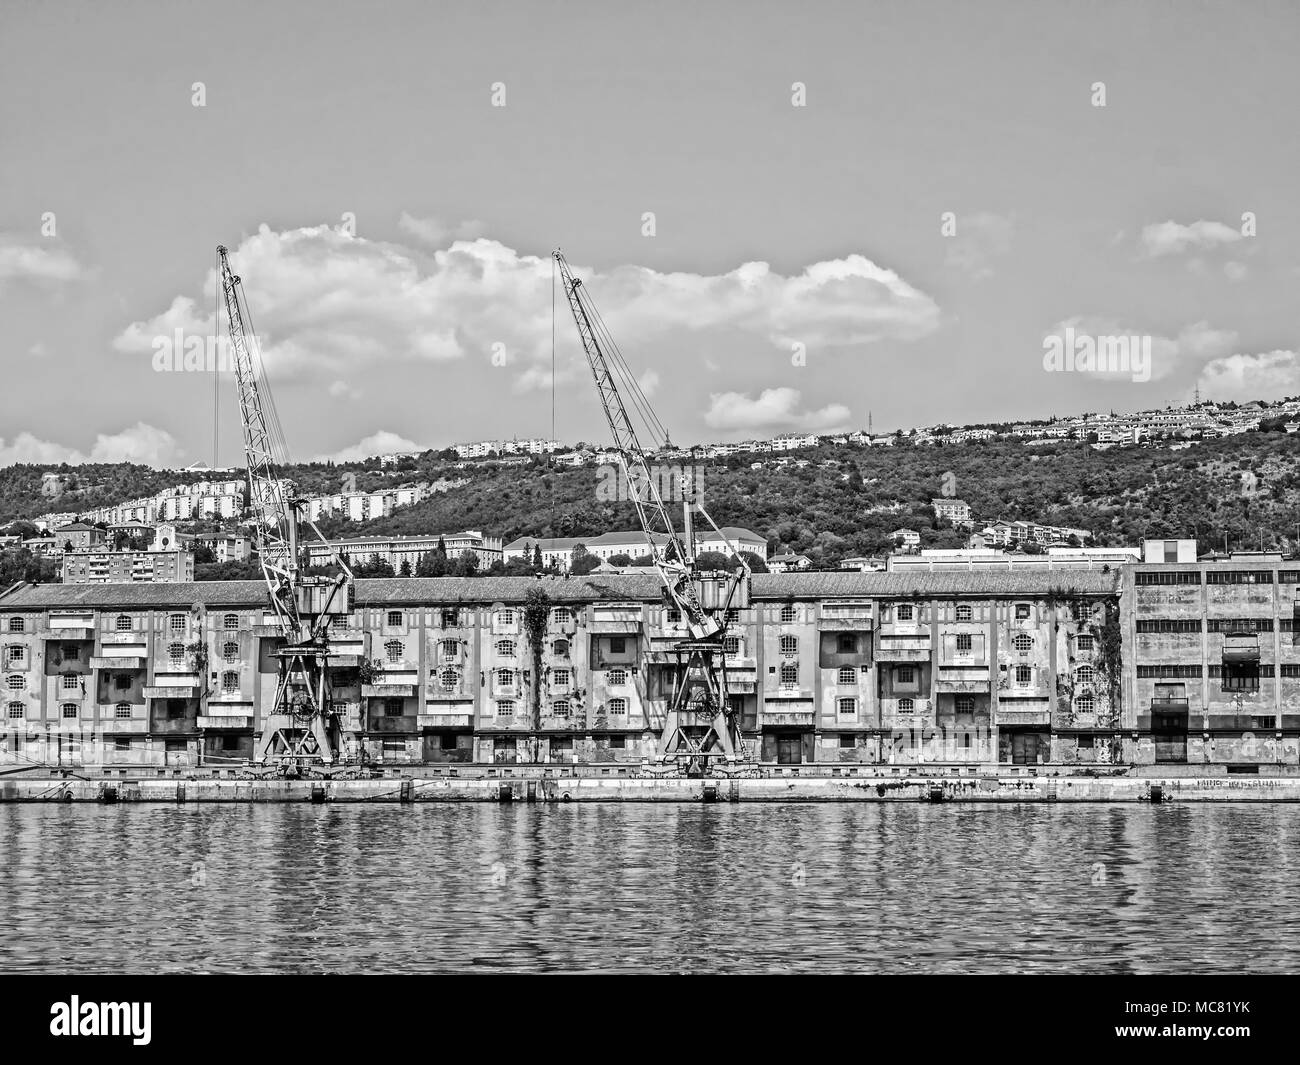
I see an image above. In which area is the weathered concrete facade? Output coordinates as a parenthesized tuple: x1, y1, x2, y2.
(0, 559, 1295, 770)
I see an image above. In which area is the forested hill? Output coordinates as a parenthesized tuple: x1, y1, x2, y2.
(331, 434, 1300, 562)
(4, 432, 1300, 566)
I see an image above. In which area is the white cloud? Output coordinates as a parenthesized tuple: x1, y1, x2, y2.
(637, 369, 661, 397)
(114, 223, 941, 392)
(397, 213, 486, 245)
(704, 388, 850, 433)
(0, 237, 86, 287)
(1224, 260, 1248, 282)
(944, 211, 1013, 280)
(27, 342, 47, 358)
(0, 423, 184, 468)
(328, 379, 361, 399)
(319, 430, 425, 464)
(1139, 220, 1242, 258)
(1196, 350, 1300, 402)
(1043, 317, 1236, 381)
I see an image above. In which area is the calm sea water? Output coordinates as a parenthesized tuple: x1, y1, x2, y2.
(1, 803, 1296, 974)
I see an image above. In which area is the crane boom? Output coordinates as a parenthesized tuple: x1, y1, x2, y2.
(554, 251, 718, 639)
(554, 250, 753, 771)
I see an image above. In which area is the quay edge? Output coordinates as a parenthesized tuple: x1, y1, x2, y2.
(3, 774, 1300, 802)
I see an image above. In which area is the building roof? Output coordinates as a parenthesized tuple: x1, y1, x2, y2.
(0, 569, 1122, 611)
(53, 521, 99, 532)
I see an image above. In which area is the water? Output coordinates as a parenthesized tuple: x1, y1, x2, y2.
(1, 803, 1296, 973)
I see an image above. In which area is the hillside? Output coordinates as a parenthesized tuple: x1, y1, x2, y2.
(5, 432, 1300, 567)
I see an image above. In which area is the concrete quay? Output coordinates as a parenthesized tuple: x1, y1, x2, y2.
(3, 773, 1299, 803)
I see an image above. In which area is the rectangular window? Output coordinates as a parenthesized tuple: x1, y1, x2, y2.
(836, 633, 856, 654)
(608, 735, 626, 749)
(609, 637, 626, 654)
(5, 646, 20, 664)
(839, 734, 856, 748)
(1205, 571, 1273, 585)
(1015, 604, 1030, 620)
(553, 669, 570, 687)
(1136, 664, 1203, 678)
(386, 611, 403, 626)
(837, 666, 856, 685)
(1135, 619, 1203, 633)
(62, 674, 79, 691)
(837, 697, 856, 717)
(955, 696, 975, 713)
(956, 633, 972, 652)
(897, 666, 915, 685)
(1207, 618, 1274, 633)
(1015, 665, 1032, 685)
(1135, 571, 1202, 585)
(114, 674, 131, 691)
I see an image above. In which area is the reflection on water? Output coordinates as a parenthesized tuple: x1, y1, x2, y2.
(0, 804, 1296, 973)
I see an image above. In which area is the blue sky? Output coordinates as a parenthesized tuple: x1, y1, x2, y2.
(1, 0, 1297, 467)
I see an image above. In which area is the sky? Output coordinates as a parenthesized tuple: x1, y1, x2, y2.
(1, 0, 1298, 468)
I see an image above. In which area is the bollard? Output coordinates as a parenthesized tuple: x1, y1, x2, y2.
(310, 783, 326, 804)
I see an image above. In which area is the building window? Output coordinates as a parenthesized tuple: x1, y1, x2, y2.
(552, 639, 569, 656)
(496, 640, 517, 657)
(1013, 633, 1033, 652)
(5, 675, 25, 690)
(838, 697, 857, 717)
(441, 639, 459, 657)
(441, 609, 459, 627)
(836, 633, 856, 654)
(497, 699, 515, 717)
(496, 668, 515, 686)
(898, 697, 914, 713)
(838, 667, 856, 685)
(956, 604, 972, 622)
(168, 642, 185, 665)
(552, 699, 570, 718)
(62, 644, 78, 661)
(114, 673, 131, 691)
(169, 614, 186, 633)
(387, 611, 403, 626)
(897, 604, 914, 621)
(223, 641, 238, 660)
(780, 664, 798, 688)
(955, 696, 975, 713)
(1015, 665, 1032, 686)
(780, 635, 798, 655)
(723, 637, 740, 657)
(6, 618, 23, 633)
(61, 703, 78, 719)
(1076, 633, 1094, 651)
(839, 733, 857, 748)
(897, 666, 915, 685)
(385, 640, 403, 663)
(780, 605, 796, 623)
(222, 671, 238, 693)
(115, 702, 132, 719)
(6, 646, 20, 664)
(1075, 665, 1095, 687)
(116, 615, 132, 631)
(956, 634, 973, 653)
(439, 668, 458, 691)
(609, 637, 627, 654)
(497, 610, 515, 626)
(1075, 692, 1094, 714)
(608, 735, 627, 750)
(61, 673, 79, 691)
(7, 701, 24, 719)
(607, 669, 628, 686)
(1015, 604, 1031, 620)
(383, 698, 404, 716)
(553, 607, 572, 624)
(667, 608, 682, 624)
(608, 697, 627, 715)
(223, 614, 238, 630)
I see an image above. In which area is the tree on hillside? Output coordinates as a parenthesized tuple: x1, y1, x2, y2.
(570, 543, 601, 576)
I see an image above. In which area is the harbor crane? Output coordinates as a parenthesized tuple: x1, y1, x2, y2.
(553, 250, 753, 774)
(217, 245, 353, 774)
